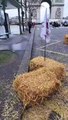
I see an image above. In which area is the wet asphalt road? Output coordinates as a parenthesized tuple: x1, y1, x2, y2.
(51, 27, 68, 41)
(31, 25, 68, 64)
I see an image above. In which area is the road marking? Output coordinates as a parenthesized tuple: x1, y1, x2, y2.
(46, 40, 62, 47)
(51, 27, 68, 29)
(36, 48, 68, 57)
(38, 40, 62, 49)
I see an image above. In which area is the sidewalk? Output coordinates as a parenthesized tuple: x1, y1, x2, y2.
(0, 27, 35, 119)
(0, 30, 31, 50)
(0, 28, 35, 72)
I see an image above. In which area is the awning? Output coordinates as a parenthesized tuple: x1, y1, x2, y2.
(8, 0, 21, 8)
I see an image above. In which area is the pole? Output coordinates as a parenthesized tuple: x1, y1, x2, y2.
(24, 0, 27, 29)
(18, 8, 22, 34)
(25, 0, 27, 20)
(44, 36, 46, 61)
(2, 0, 9, 38)
(21, 0, 24, 32)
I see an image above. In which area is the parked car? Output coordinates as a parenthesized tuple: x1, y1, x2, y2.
(51, 21, 60, 27)
(62, 21, 68, 27)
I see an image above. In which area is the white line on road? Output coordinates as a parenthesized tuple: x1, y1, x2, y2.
(37, 40, 62, 49)
(46, 40, 62, 47)
(36, 48, 68, 57)
(51, 27, 68, 29)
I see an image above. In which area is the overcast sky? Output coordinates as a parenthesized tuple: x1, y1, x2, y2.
(63, 0, 68, 17)
(6, 0, 68, 18)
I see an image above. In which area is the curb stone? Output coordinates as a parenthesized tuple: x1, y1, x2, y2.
(17, 27, 35, 75)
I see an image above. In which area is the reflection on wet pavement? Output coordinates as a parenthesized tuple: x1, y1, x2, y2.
(11, 41, 27, 51)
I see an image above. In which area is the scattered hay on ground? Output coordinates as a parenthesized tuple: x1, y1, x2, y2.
(13, 67, 61, 107)
(44, 99, 68, 119)
(29, 56, 66, 81)
(66, 72, 68, 76)
(22, 105, 51, 120)
(64, 34, 68, 45)
(22, 105, 64, 120)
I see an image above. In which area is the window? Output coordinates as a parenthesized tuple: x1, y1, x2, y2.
(55, 0, 63, 3)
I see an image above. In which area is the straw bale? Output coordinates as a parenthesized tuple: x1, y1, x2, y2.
(29, 56, 66, 81)
(13, 67, 53, 91)
(64, 34, 68, 45)
(13, 68, 61, 107)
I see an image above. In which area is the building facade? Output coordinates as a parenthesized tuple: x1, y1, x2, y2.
(51, 0, 64, 19)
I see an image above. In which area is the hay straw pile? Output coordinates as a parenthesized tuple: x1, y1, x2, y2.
(22, 105, 51, 120)
(29, 57, 66, 81)
(13, 67, 61, 107)
(13, 57, 66, 107)
(64, 34, 68, 45)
